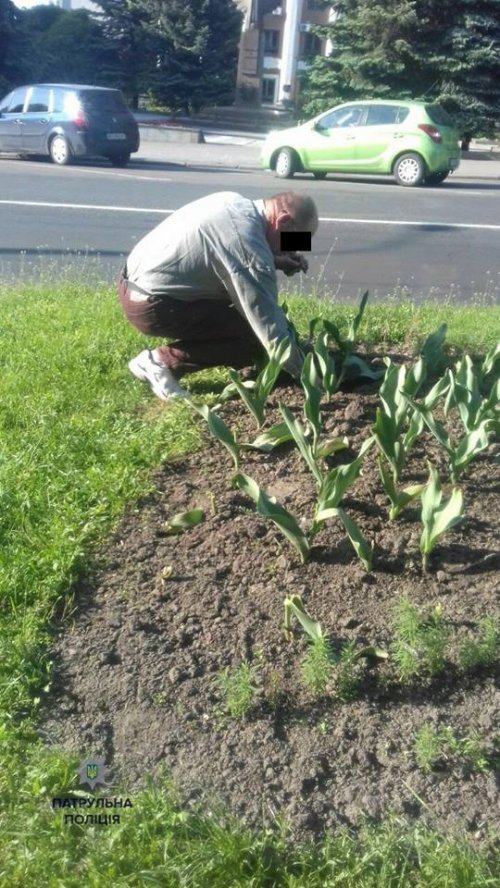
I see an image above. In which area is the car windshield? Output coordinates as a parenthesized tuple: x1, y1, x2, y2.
(80, 91, 128, 112)
(425, 105, 454, 127)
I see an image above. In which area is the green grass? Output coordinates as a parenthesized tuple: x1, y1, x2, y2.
(414, 724, 495, 775)
(287, 294, 500, 354)
(216, 661, 259, 718)
(1, 283, 499, 885)
(391, 599, 449, 683)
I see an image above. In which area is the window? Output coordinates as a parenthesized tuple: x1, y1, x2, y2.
(364, 105, 409, 126)
(7, 88, 28, 114)
(302, 33, 322, 58)
(307, 0, 325, 8)
(81, 90, 127, 112)
(263, 30, 280, 55)
(318, 105, 366, 129)
(26, 87, 50, 114)
(0, 92, 13, 114)
(425, 104, 453, 126)
(261, 77, 277, 104)
(51, 88, 68, 114)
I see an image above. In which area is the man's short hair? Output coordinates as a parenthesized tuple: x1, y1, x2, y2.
(268, 192, 318, 232)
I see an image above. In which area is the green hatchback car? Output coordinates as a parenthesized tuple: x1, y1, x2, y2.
(260, 100, 461, 186)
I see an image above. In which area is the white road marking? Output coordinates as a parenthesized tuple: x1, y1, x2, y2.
(65, 168, 174, 183)
(317, 216, 500, 231)
(0, 200, 168, 214)
(1, 199, 499, 230)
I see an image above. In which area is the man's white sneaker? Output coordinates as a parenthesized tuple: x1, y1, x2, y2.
(128, 350, 189, 401)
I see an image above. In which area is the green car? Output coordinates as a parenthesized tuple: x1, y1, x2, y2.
(260, 100, 461, 187)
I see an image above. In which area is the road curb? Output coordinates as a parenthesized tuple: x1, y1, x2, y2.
(138, 124, 205, 144)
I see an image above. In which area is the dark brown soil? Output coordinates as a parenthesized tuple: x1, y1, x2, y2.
(41, 372, 500, 843)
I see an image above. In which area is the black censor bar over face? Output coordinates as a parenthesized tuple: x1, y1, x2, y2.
(280, 231, 312, 252)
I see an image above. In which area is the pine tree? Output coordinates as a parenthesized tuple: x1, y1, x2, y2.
(415, 0, 500, 137)
(95, 0, 157, 108)
(301, 0, 500, 137)
(0, 0, 32, 93)
(144, 0, 243, 114)
(299, 0, 420, 114)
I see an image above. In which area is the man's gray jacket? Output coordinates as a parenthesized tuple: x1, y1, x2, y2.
(125, 191, 304, 378)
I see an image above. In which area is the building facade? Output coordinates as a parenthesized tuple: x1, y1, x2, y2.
(54, 1, 99, 10)
(236, 0, 334, 108)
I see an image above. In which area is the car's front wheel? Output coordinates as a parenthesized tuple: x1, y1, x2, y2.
(109, 153, 131, 168)
(425, 171, 449, 186)
(275, 148, 296, 179)
(49, 135, 72, 166)
(393, 153, 425, 187)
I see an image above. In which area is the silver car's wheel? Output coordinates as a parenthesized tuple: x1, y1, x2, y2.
(393, 153, 425, 187)
(49, 135, 71, 166)
(275, 148, 296, 179)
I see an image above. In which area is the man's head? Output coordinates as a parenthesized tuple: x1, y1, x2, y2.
(263, 192, 319, 255)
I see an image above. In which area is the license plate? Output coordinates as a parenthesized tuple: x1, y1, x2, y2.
(106, 133, 126, 141)
(449, 157, 459, 169)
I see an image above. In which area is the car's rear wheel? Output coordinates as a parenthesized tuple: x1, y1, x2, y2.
(109, 153, 131, 168)
(275, 148, 296, 179)
(393, 152, 425, 187)
(312, 171, 327, 179)
(49, 135, 72, 166)
(425, 171, 449, 185)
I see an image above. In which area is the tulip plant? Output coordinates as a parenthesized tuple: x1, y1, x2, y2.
(409, 397, 493, 483)
(305, 292, 385, 395)
(189, 402, 240, 470)
(420, 463, 464, 570)
(373, 355, 451, 484)
(279, 399, 374, 569)
(444, 354, 500, 434)
(321, 290, 369, 384)
(378, 457, 425, 521)
(404, 349, 499, 482)
(284, 594, 325, 642)
(227, 338, 292, 428)
(232, 435, 375, 569)
(233, 472, 311, 563)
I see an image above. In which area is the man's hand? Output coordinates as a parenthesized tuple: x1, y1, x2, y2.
(274, 251, 308, 277)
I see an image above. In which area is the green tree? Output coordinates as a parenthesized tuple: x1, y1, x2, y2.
(144, 0, 243, 114)
(95, 0, 157, 107)
(0, 0, 33, 93)
(21, 7, 120, 87)
(301, 0, 500, 137)
(0, 0, 15, 94)
(415, 0, 500, 137)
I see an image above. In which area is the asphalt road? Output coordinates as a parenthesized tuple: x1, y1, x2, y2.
(1, 152, 499, 303)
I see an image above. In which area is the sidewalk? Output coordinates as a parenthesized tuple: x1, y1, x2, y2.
(136, 135, 500, 180)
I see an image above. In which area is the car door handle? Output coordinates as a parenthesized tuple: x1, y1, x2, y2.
(393, 133, 404, 138)
(345, 135, 356, 140)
